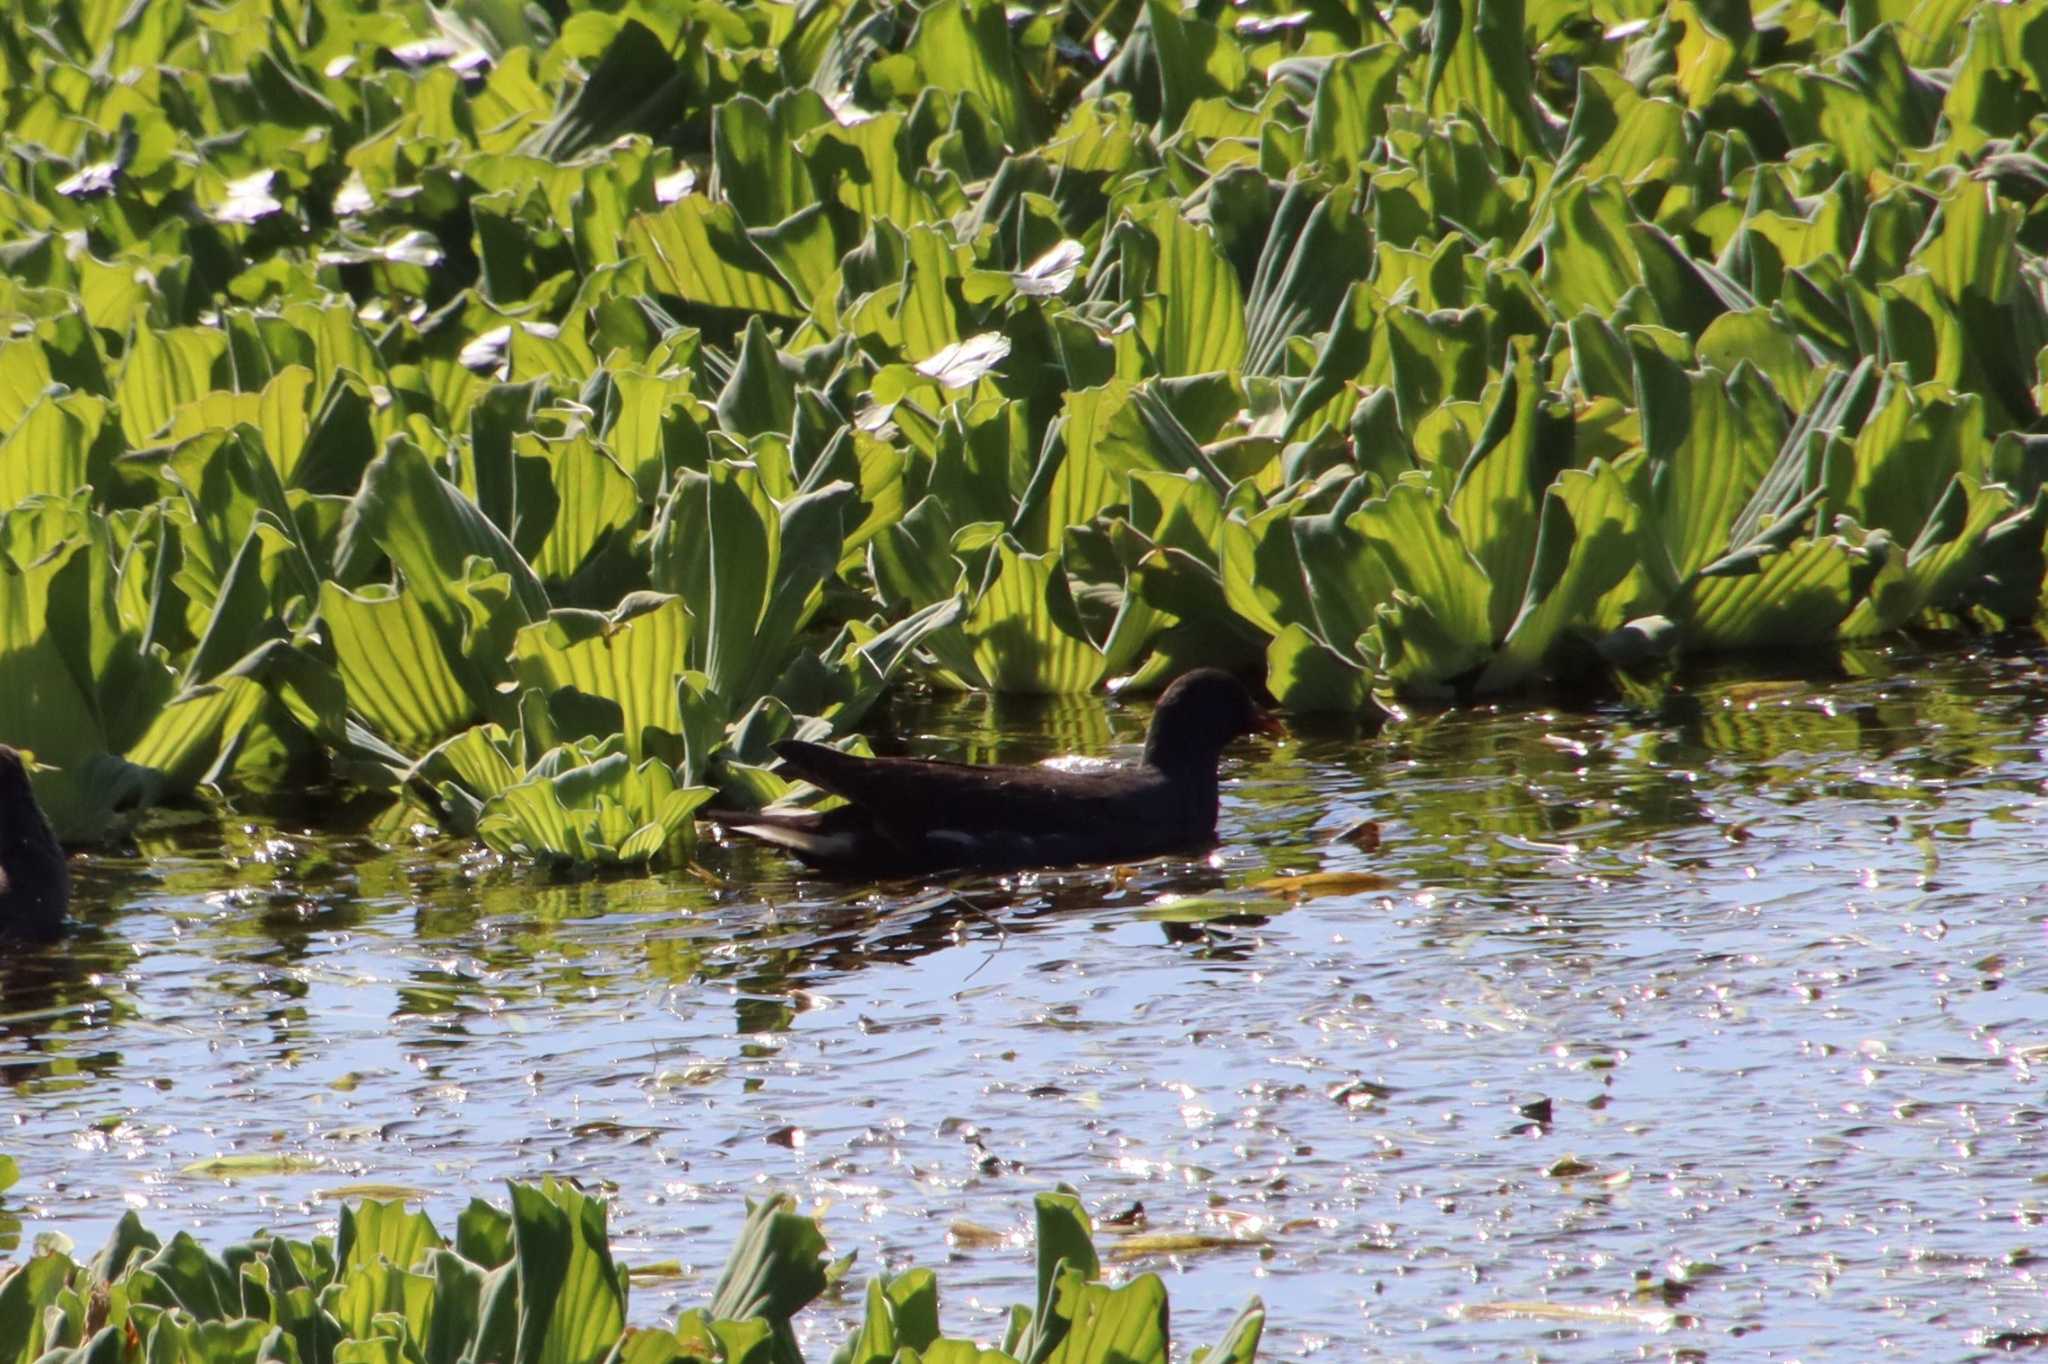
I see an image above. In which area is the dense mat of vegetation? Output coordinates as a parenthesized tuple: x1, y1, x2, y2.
(0, 1173, 1260, 1364)
(5, 0, 2048, 857)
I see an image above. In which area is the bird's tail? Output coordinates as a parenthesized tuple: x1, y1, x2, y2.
(700, 807, 858, 861)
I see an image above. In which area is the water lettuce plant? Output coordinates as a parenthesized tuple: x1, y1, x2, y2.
(7, 0, 2048, 856)
(0, 1180, 1262, 1364)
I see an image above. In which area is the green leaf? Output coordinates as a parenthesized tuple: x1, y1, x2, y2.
(343, 439, 548, 635)
(476, 748, 710, 866)
(1267, 623, 1372, 713)
(1423, 0, 1558, 159)
(116, 324, 227, 446)
(668, 461, 849, 709)
(908, 0, 1044, 147)
(322, 583, 477, 752)
(1039, 1270, 1167, 1364)
(1448, 337, 1573, 638)
(628, 199, 802, 318)
(707, 1195, 832, 1327)
(514, 431, 640, 590)
(1289, 479, 1389, 668)
(526, 19, 689, 161)
(717, 319, 799, 440)
(961, 537, 1106, 693)
(1112, 201, 1247, 379)
(0, 1245, 70, 1364)
(326, 1257, 436, 1345)
(1756, 24, 1940, 178)
(1244, 181, 1373, 381)
(459, 1200, 516, 1271)
(134, 1233, 238, 1319)
(1840, 474, 2015, 636)
(337, 1200, 445, 1276)
(1304, 48, 1402, 182)
(121, 675, 267, 792)
(165, 366, 316, 483)
(507, 1179, 627, 1364)
(511, 596, 693, 763)
(1129, 0, 1249, 132)
(1032, 1192, 1099, 1316)
(713, 91, 830, 228)
(839, 1270, 946, 1364)
(1478, 457, 1644, 692)
(1539, 178, 1642, 322)
(1684, 538, 1854, 649)
(0, 390, 109, 507)
(1356, 479, 1492, 680)
(1642, 361, 1786, 585)
(805, 113, 950, 227)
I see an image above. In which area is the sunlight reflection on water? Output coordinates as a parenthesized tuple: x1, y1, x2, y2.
(6, 643, 2048, 1358)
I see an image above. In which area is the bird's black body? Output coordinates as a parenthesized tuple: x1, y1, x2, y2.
(705, 669, 1278, 875)
(0, 747, 69, 942)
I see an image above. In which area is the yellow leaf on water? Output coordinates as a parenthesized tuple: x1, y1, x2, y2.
(181, 1154, 326, 1178)
(625, 1261, 685, 1280)
(1449, 1300, 1691, 1332)
(947, 1220, 1008, 1249)
(1254, 870, 1393, 897)
(1139, 894, 1289, 922)
(1104, 1231, 1267, 1260)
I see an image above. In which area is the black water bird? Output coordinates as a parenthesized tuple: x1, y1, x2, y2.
(0, 747, 70, 942)
(704, 668, 1281, 875)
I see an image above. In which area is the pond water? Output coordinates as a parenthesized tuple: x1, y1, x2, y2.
(6, 641, 2048, 1360)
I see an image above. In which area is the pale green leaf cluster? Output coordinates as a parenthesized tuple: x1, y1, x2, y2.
(5, 0, 2048, 848)
(0, 1180, 1259, 1364)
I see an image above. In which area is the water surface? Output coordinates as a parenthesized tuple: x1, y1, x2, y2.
(6, 643, 2048, 1359)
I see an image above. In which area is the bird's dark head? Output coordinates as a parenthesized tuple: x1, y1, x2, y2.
(1141, 669, 1281, 772)
(0, 745, 70, 942)
(0, 746, 34, 811)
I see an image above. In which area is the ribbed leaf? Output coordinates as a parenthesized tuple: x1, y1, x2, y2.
(506, 1180, 626, 1364)
(962, 536, 1106, 693)
(1479, 458, 1642, 692)
(1193, 1297, 1266, 1364)
(1840, 474, 2015, 636)
(627, 198, 802, 317)
(1539, 178, 1641, 321)
(511, 596, 692, 761)
(477, 748, 709, 865)
(516, 432, 639, 587)
(908, 0, 1044, 146)
(706, 1194, 832, 1325)
(1304, 48, 1401, 181)
(712, 90, 829, 227)
(0, 390, 106, 506)
(1115, 201, 1247, 378)
(1643, 362, 1786, 583)
(326, 1258, 437, 1344)
(805, 113, 946, 229)
(321, 584, 475, 751)
(1684, 538, 1854, 649)
(342, 439, 548, 642)
(1039, 1271, 1168, 1364)
(1448, 338, 1570, 637)
(116, 324, 227, 446)
(1357, 479, 1492, 655)
(165, 366, 315, 482)
(337, 1200, 446, 1277)
(1422, 0, 1556, 159)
